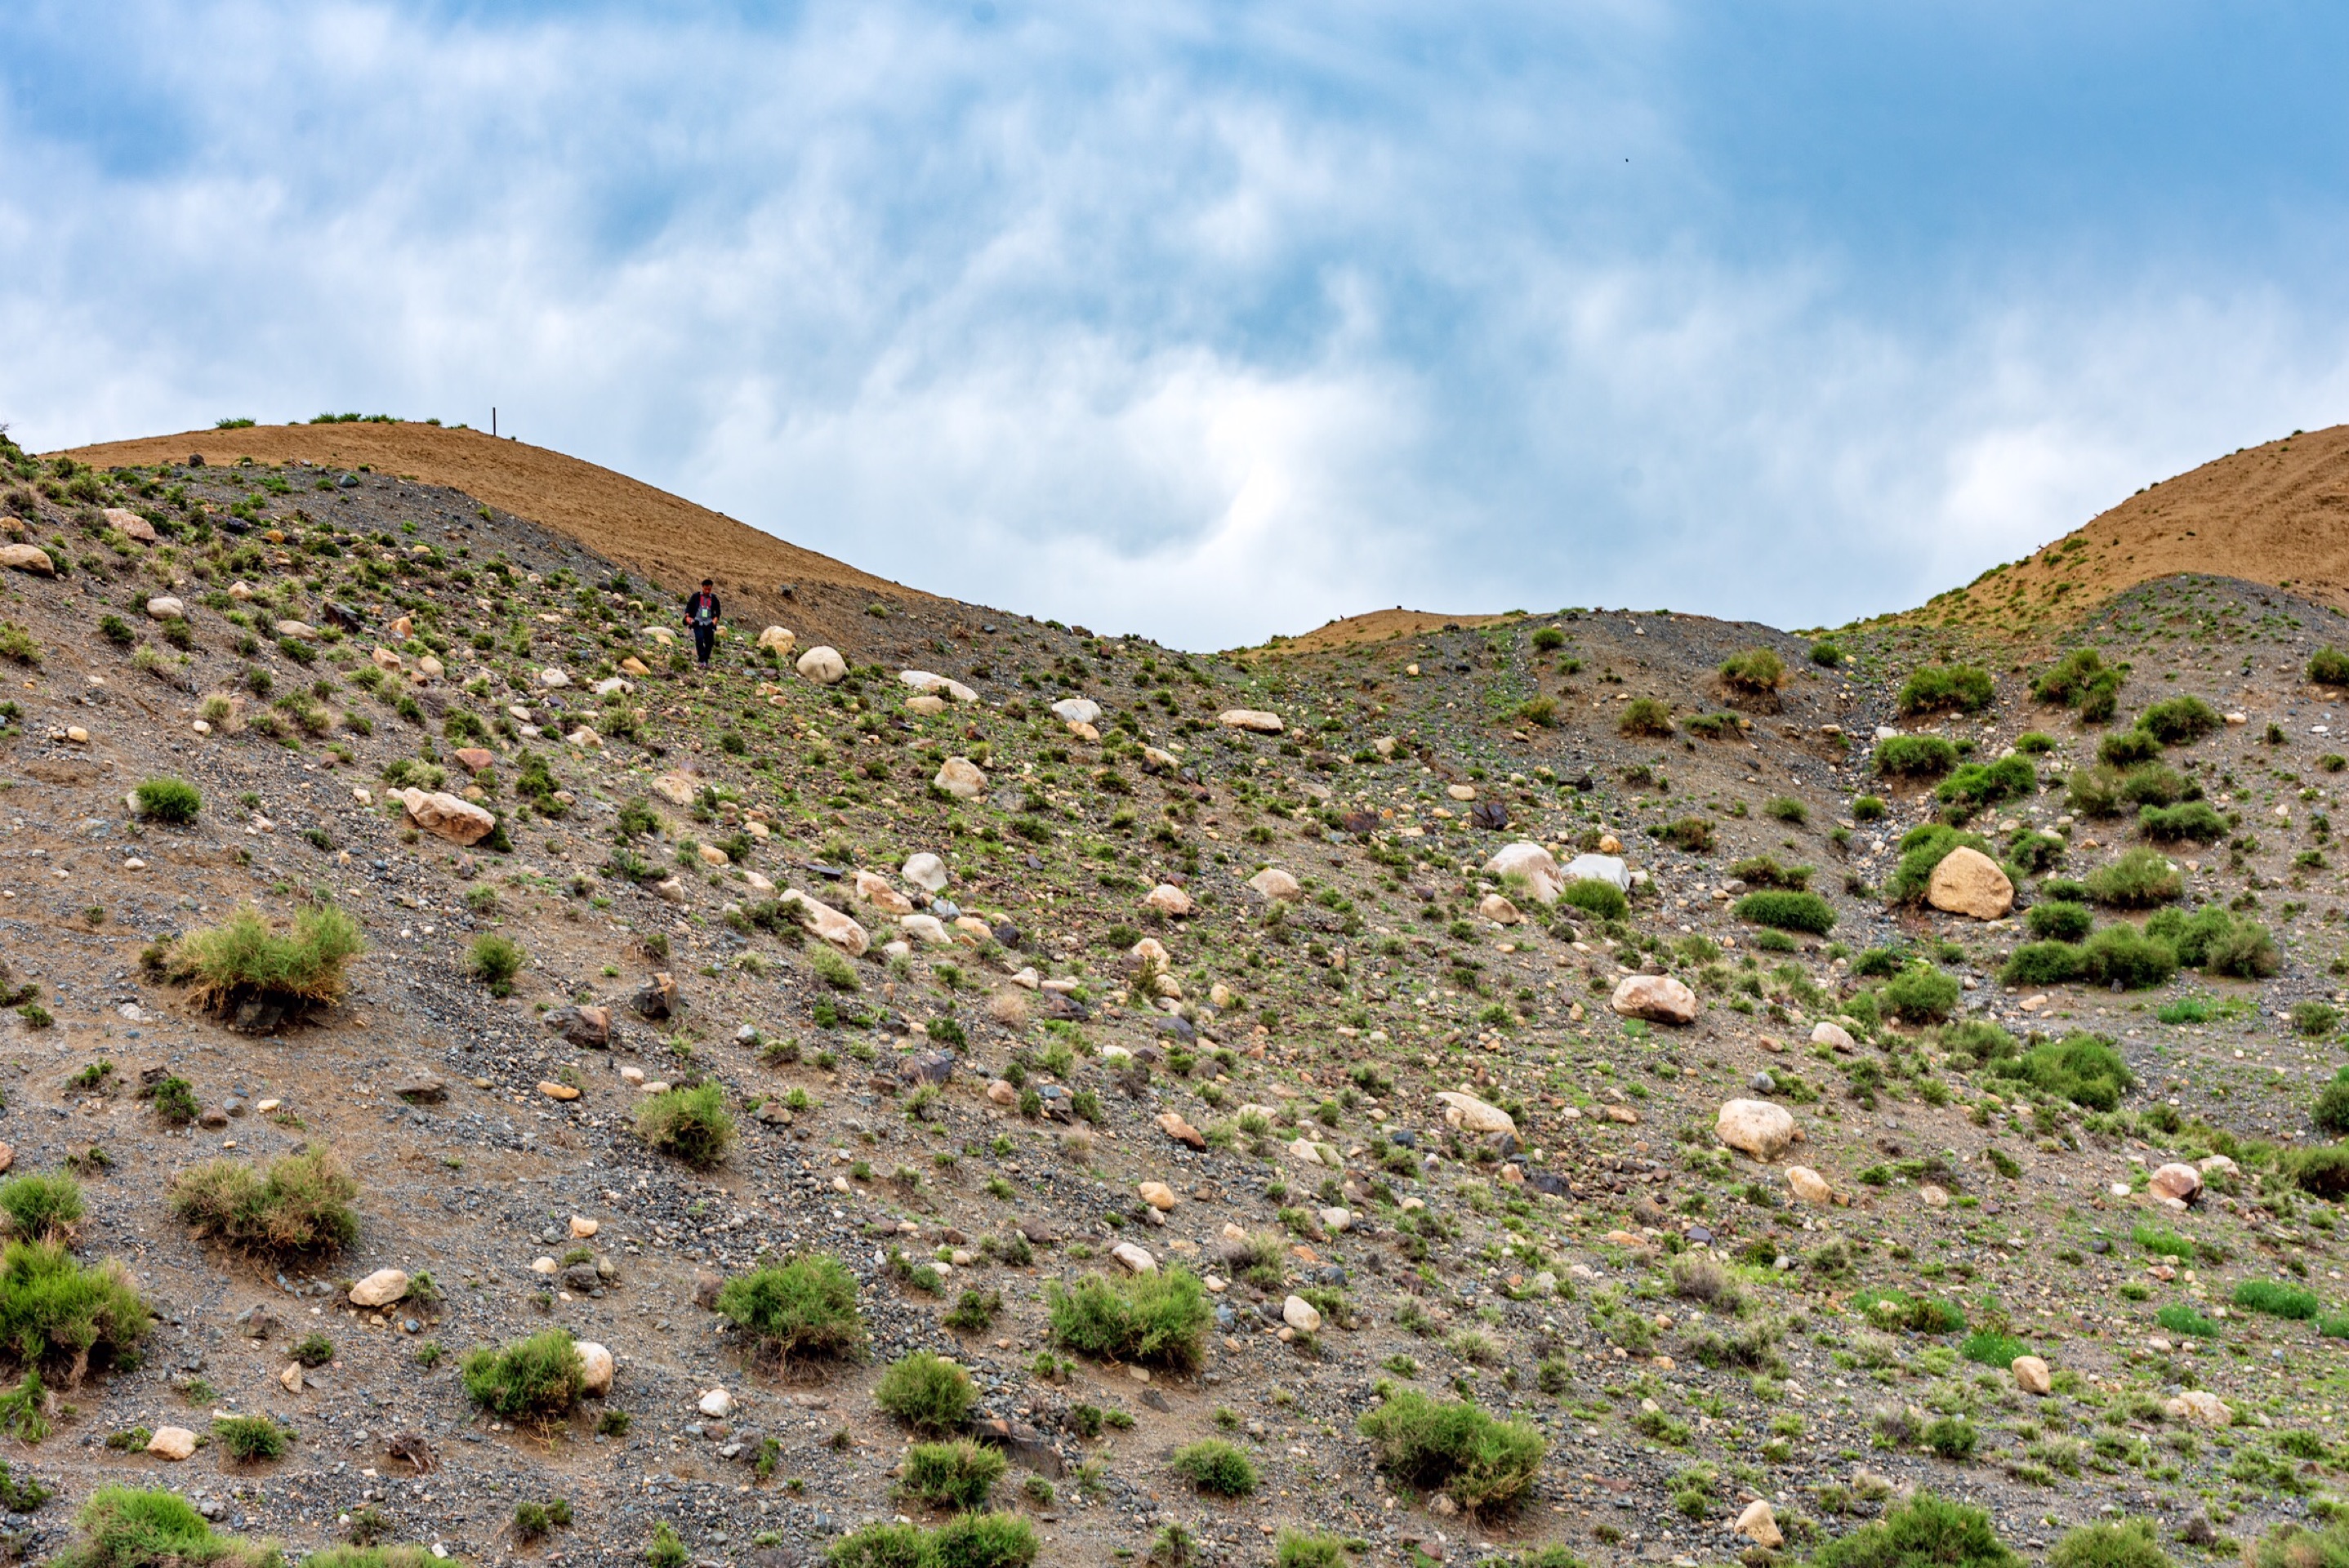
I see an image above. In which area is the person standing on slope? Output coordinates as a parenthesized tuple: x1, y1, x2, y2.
(684, 579, 722, 667)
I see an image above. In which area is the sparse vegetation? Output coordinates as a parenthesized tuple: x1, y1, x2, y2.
(1356, 1389, 1544, 1511)
(635, 1082, 738, 1168)
(460, 1328, 586, 1424)
(1047, 1267, 1215, 1370)
(713, 1254, 870, 1365)
(167, 1146, 359, 1254)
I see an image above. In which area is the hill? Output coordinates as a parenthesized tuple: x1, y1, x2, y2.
(1912, 421, 2349, 630)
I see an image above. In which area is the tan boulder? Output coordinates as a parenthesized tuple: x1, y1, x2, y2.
(651, 771, 698, 805)
(1785, 1166, 1834, 1205)
(1735, 1501, 1782, 1549)
(1139, 1182, 1178, 1211)
(1478, 893, 1522, 925)
(1482, 841, 1564, 904)
(2150, 1162, 2204, 1204)
(1926, 846, 2014, 920)
(796, 645, 847, 684)
(0, 545, 55, 577)
(537, 1080, 581, 1101)
(695, 842, 730, 866)
(855, 871, 915, 915)
(1157, 1111, 1206, 1148)
(1435, 1090, 1517, 1138)
(756, 626, 797, 654)
(280, 1362, 305, 1393)
(903, 852, 950, 892)
(900, 670, 978, 704)
(274, 620, 318, 641)
(934, 756, 987, 799)
(1611, 973, 1698, 1023)
(620, 656, 651, 676)
(1144, 884, 1195, 917)
(1715, 1099, 1796, 1160)
(350, 1267, 410, 1307)
(1246, 867, 1303, 902)
(900, 913, 952, 946)
(1282, 1295, 1322, 1333)
(2165, 1390, 2232, 1426)
(146, 1427, 197, 1461)
(452, 746, 495, 774)
(569, 1216, 600, 1238)
(1811, 1020, 1856, 1052)
(2012, 1355, 2052, 1395)
(145, 595, 184, 621)
(372, 646, 404, 671)
(1217, 708, 1284, 733)
(104, 507, 159, 543)
(781, 890, 870, 957)
(1111, 1242, 1157, 1274)
(577, 1340, 615, 1395)
(397, 788, 496, 846)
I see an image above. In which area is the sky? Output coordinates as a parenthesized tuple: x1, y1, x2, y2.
(7, 2, 2349, 649)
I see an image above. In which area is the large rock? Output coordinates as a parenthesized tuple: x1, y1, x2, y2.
(104, 507, 159, 543)
(1811, 1020, 1856, 1052)
(396, 789, 496, 846)
(2165, 1391, 2232, 1426)
(0, 545, 56, 577)
(1144, 884, 1195, 917)
(1050, 697, 1103, 725)
(782, 890, 870, 956)
(145, 595, 185, 621)
(756, 626, 796, 654)
(1611, 974, 1698, 1023)
(1139, 1182, 1178, 1211)
(2012, 1355, 2052, 1396)
(902, 852, 950, 892)
(1735, 1502, 1782, 1549)
(146, 1426, 197, 1461)
(854, 871, 915, 915)
(577, 1340, 614, 1395)
(900, 670, 978, 704)
(1561, 853, 1630, 893)
(934, 757, 987, 799)
(1111, 1242, 1157, 1274)
(1435, 1091, 1517, 1138)
(1785, 1166, 1834, 1205)
(546, 1004, 611, 1046)
(1483, 842, 1565, 904)
(1218, 709, 1284, 733)
(796, 646, 847, 684)
(1478, 893, 1522, 925)
(1926, 846, 2014, 920)
(900, 913, 952, 946)
(350, 1268, 409, 1307)
(1716, 1099, 1796, 1160)
(2150, 1162, 2204, 1204)
(534, 666, 569, 688)
(274, 620, 319, 641)
(1282, 1295, 1322, 1333)
(1157, 1111, 1206, 1149)
(1246, 867, 1303, 902)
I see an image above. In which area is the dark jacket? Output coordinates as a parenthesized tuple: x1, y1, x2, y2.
(684, 590, 721, 629)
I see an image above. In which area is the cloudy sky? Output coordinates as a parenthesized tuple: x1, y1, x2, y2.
(7, 2, 2349, 648)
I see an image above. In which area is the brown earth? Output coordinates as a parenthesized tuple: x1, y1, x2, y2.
(57, 422, 925, 610)
(1245, 607, 1522, 657)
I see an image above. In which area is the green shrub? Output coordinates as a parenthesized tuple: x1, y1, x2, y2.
(2013, 731, 2057, 754)
(2084, 848, 2181, 907)
(2316, 1072, 2349, 1135)
(1355, 1389, 1544, 1512)
(1999, 1034, 2132, 1110)
(52, 1486, 278, 1568)
(929, 1513, 1040, 1568)
(2079, 924, 2176, 990)
(1936, 755, 2035, 813)
(460, 1328, 585, 1423)
(2255, 1523, 2349, 1568)
(830, 1522, 931, 1568)
(813, 947, 862, 991)
(1530, 626, 1565, 652)
(149, 1076, 198, 1126)
(2067, 766, 2125, 818)
(132, 778, 202, 824)
(2118, 762, 2189, 805)
(902, 1440, 1005, 1510)
(1999, 942, 2082, 987)
(1881, 963, 1960, 1025)
(2233, 1280, 2320, 1320)
(1731, 890, 1835, 935)
(876, 1351, 976, 1435)
(1898, 665, 1995, 716)
(1813, 1492, 2019, 1568)
(212, 1414, 288, 1463)
(1765, 795, 1808, 824)
(649, 1522, 689, 1568)
(2289, 1145, 2349, 1200)
(2313, 649, 2349, 687)
(1170, 1438, 1257, 1496)
(2097, 728, 2161, 768)
(2146, 904, 2280, 978)
(713, 1254, 869, 1365)
(1047, 1267, 1214, 1370)
(1810, 640, 1844, 667)
(1923, 1415, 1977, 1459)
(2297, 1002, 2342, 1039)
(1618, 698, 1673, 737)
(2026, 901, 2093, 942)
(2137, 696, 2221, 745)
(635, 1083, 737, 1169)
(1852, 795, 1887, 820)
(1940, 1020, 2018, 1069)
(2155, 1303, 2217, 1338)
(2138, 801, 2225, 843)
(464, 934, 525, 997)
(1876, 735, 1959, 779)
(1720, 648, 1785, 696)
(1559, 880, 1628, 921)
(167, 1146, 359, 1254)
(0, 1174, 82, 1241)
(1959, 1330, 2029, 1367)
(1852, 1287, 1966, 1334)
(168, 904, 364, 1012)
(0, 1241, 147, 1383)
(2035, 648, 2107, 705)
(1275, 1531, 1351, 1568)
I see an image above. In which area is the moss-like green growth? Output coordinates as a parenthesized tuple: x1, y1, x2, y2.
(714, 1254, 869, 1365)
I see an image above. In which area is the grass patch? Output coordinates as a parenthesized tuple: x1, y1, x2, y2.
(2154, 1303, 2218, 1339)
(212, 1414, 287, 1463)
(52, 1486, 279, 1568)
(460, 1328, 586, 1423)
(166, 904, 364, 1013)
(876, 1351, 976, 1435)
(0, 1241, 145, 1388)
(1813, 1492, 2019, 1568)
(1898, 665, 1995, 717)
(635, 1082, 738, 1169)
(2232, 1281, 2320, 1321)
(1559, 880, 1628, 920)
(167, 1146, 359, 1254)
(1959, 1330, 2029, 1367)
(1046, 1267, 1214, 1370)
(0, 1174, 82, 1242)
(1876, 735, 1959, 779)
(828, 1513, 1038, 1568)
(2048, 1520, 2171, 1568)
(463, 934, 524, 997)
(1996, 1034, 2132, 1111)
(132, 778, 202, 824)
(1355, 1389, 1544, 1512)
(1732, 890, 1835, 934)
(1170, 1439, 1257, 1496)
(903, 1440, 1005, 1510)
(2084, 848, 2182, 907)
(712, 1254, 870, 1365)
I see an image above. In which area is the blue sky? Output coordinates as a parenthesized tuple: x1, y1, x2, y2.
(7, 2, 2349, 648)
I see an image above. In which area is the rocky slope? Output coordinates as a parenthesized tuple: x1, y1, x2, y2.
(4, 430, 2349, 1568)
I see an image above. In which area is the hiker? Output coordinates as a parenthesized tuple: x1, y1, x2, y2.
(684, 579, 721, 666)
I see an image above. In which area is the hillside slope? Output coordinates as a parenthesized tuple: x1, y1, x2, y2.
(1914, 423, 2349, 630)
(58, 421, 925, 614)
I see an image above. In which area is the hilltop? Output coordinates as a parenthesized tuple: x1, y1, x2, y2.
(8, 423, 2349, 1568)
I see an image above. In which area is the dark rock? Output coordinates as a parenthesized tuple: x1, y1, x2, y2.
(1152, 1015, 1196, 1045)
(234, 1304, 281, 1340)
(898, 1051, 956, 1087)
(545, 1004, 612, 1047)
(231, 999, 284, 1032)
(562, 1263, 600, 1294)
(1340, 809, 1380, 835)
(1016, 1222, 1058, 1246)
(991, 922, 1023, 949)
(198, 1107, 230, 1129)
(1140, 1388, 1171, 1412)
(1388, 1129, 1416, 1149)
(632, 973, 678, 1020)
(323, 602, 363, 631)
(971, 1417, 1064, 1477)
(1469, 800, 1510, 831)
(1529, 1171, 1572, 1197)
(392, 1075, 447, 1105)
(1038, 991, 1090, 1022)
